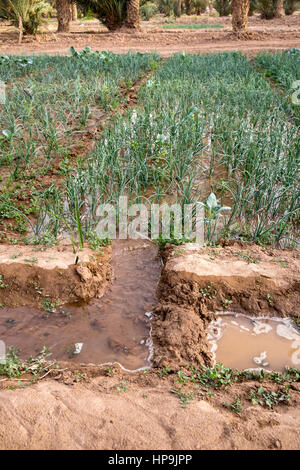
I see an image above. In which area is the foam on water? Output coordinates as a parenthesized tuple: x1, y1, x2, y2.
(207, 312, 300, 372)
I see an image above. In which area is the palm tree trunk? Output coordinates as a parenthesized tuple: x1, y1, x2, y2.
(177, 0, 182, 17)
(232, 0, 250, 33)
(18, 15, 23, 44)
(275, 0, 284, 17)
(126, 0, 140, 29)
(56, 0, 71, 32)
(285, 0, 296, 15)
(185, 0, 191, 15)
(71, 1, 78, 21)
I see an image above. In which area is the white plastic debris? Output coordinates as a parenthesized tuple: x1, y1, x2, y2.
(73, 343, 83, 355)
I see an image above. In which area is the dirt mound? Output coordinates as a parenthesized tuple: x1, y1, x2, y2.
(0, 244, 112, 308)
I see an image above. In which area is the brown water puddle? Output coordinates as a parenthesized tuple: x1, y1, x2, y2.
(207, 313, 300, 372)
(0, 239, 161, 371)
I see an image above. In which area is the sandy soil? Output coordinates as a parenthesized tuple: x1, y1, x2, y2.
(0, 369, 300, 450)
(0, 14, 299, 57)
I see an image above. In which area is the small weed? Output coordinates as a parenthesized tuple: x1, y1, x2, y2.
(60, 309, 72, 320)
(249, 386, 291, 409)
(116, 381, 127, 394)
(41, 299, 57, 314)
(10, 253, 22, 259)
(171, 386, 195, 408)
(0, 275, 8, 288)
(158, 365, 171, 378)
(273, 258, 288, 268)
(73, 371, 86, 382)
(0, 346, 53, 379)
(223, 397, 243, 414)
(222, 298, 233, 310)
(199, 283, 217, 299)
(104, 367, 116, 377)
(87, 231, 111, 252)
(177, 370, 190, 385)
(234, 251, 259, 264)
(266, 294, 274, 307)
(24, 257, 38, 266)
(194, 363, 235, 389)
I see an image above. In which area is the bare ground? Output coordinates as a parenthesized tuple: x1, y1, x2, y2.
(0, 14, 299, 57)
(0, 369, 300, 450)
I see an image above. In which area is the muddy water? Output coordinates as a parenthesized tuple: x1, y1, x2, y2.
(0, 240, 161, 371)
(207, 313, 300, 372)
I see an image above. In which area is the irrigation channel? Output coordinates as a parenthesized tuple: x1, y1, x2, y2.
(0, 240, 162, 371)
(1, 240, 300, 372)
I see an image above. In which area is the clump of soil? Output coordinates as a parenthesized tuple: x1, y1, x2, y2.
(152, 242, 300, 368)
(0, 244, 112, 308)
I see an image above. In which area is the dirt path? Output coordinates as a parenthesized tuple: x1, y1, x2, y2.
(0, 373, 299, 450)
(0, 15, 299, 56)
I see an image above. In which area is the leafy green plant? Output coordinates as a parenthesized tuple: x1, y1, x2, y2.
(140, 1, 158, 20)
(223, 396, 244, 413)
(158, 365, 171, 377)
(116, 380, 127, 393)
(196, 363, 235, 389)
(249, 386, 292, 408)
(0, 274, 8, 288)
(0, 346, 53, 379)
(203, 193, 231, 242)
(171, 386, 195, 408)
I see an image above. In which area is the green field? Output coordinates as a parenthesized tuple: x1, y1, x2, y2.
(0, 50, 299, 248)
(162, 23, 223, 29)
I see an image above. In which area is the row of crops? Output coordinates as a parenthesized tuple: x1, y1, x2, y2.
(0, 50, 299, 247)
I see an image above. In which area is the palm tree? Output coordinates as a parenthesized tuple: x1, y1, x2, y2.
(126, 0, 140, 28)
(0, 0, 51, 42)
(231, 0, 250, 33)
(56, 0, 71, 32)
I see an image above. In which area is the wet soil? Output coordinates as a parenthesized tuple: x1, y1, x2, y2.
(152, 242, 300, 368)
